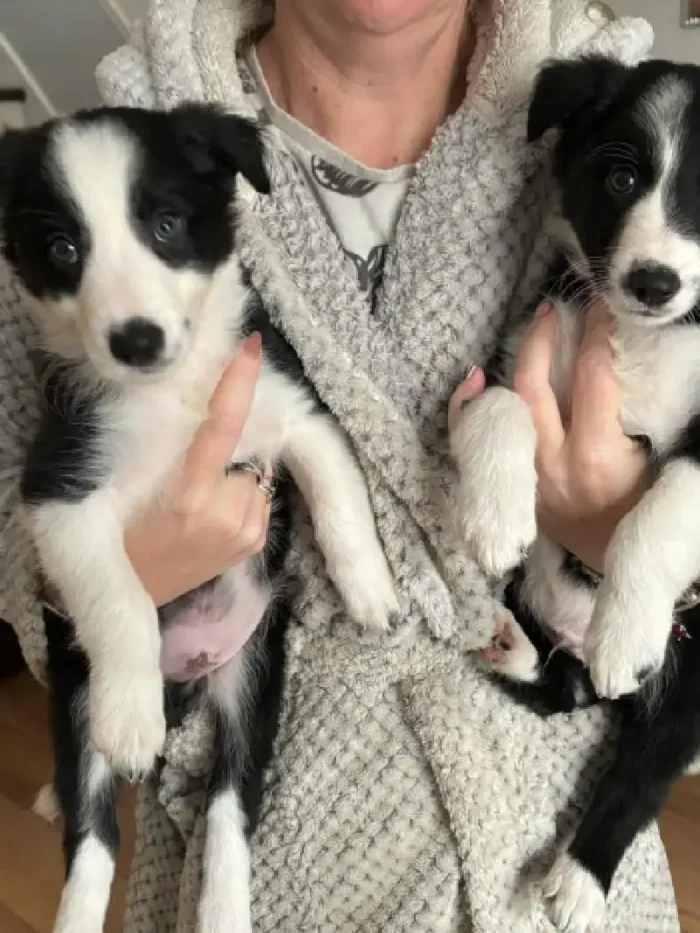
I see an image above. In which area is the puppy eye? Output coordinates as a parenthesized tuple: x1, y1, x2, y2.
(47, 234, 79, 268)
(152, 211, 185, 243)
(606, 165, 638, 197)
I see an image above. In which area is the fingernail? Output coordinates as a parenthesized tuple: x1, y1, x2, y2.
(535, 301, 553, 318)
(243, 331, 262, 355)
(464, 362, 478, 382)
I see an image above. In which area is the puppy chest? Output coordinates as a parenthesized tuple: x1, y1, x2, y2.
(108, 389, 205, 511)
(548, 307, 700, 453)
(615, 330, 700, 451)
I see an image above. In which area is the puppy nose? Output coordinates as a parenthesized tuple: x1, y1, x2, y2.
(624, 262, 681, 309)
(109, 317, 165, 367)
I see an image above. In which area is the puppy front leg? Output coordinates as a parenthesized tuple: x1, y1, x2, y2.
(586, 459, 700, 699)
(283, 413, 401, 632)
(450, 386, 538, 577)
(30, 495, 165, 776)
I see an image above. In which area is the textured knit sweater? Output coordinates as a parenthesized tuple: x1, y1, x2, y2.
(0, 1, 682, 931)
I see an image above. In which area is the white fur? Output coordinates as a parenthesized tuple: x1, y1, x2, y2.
(521, 537, 595, 658)
(27, 121, 398, 778)
(41, 123, 211, 380)
(543, 852, 606, 933)
(482, 606, 540, 683)
(33, 782, 60, 823)
(468, 298, 700, 693)
(685, 752, 700, 776)
(198, 791, 251, 933)
(454, 72, 700, 711)
(450, 386, 538, 577)
(52, 835, 115, 933)
(586, 459, 700, 699)
(206, 644, 250, 717)
(609, 77, 700, 325)
(30, 498, 166, 775)
(284, 414, 400, 630)
(453, 67, 700, 933)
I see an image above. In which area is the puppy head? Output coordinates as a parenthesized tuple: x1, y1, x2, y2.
(0, 104, 270, 382)
(529, 57, 700, 326)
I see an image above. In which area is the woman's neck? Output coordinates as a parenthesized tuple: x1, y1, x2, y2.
(256, 2, 473, 169)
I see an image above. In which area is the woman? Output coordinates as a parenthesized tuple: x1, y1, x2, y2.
(0, 0, 679, 930)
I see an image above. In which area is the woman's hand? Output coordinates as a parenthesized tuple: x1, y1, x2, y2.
(450, 301, 653, 573)
(125, 333, 270, 607)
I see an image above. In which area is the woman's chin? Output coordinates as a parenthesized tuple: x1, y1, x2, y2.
(336, 0, 462, 34)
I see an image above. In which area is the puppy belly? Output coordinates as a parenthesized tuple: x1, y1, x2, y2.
(522, 537, 596, 661)
(544, 615, 589, 659)
(160, 567, 270, 682)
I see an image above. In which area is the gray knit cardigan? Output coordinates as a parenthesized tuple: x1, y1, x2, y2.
(0, 1, 682, 930)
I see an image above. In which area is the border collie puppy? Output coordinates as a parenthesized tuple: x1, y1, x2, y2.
(0, 104, 400, 933)
(450, 58, 700, 932)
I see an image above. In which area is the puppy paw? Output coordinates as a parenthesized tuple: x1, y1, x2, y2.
(543, 853, 606, 933)
(340, 557, 403, 633)
(585, 593, 669, 700)
(89, 670, 165, 778)
(480, 608, 540, 683)
(451, 388, 537, 577)
(458, 485, 537, 578)
(197, 896, 251, 933)
(33, 783, 60, 823)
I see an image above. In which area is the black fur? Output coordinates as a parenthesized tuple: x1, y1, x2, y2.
(490, 58, 700, 912)
(0, 104, 270, 298)
(505, 576, 700, 896)
(44, 607, 120, 874)
(497, 572, 599, 716)
(32, 310, 296, 894)
(44, 496, 291, 874)
(2, 105, 297, 922)
(207, 591, 290, 839)
(530, 59, 700, 291)
(21, 356, 105, 504)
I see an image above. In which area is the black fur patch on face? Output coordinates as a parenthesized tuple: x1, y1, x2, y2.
(529, 59, 700, 285)
(0, 124, 87, 300)
(0, 104, 270, 295)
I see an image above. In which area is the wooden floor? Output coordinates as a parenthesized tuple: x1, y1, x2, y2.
(1, 673, 699, 933)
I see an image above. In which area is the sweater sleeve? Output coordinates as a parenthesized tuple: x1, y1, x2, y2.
(0, 262, 47, 681)
(552, 0, 654, 61)
(95, 25, 157, 109)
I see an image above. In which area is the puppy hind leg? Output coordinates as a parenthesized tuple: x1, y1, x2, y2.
(544, 687, 699, 932)
(47, 623, 118, 933)
(198, 663, 253, 933)
(484, 576, 599, 715)
(53, 732, 118, 933)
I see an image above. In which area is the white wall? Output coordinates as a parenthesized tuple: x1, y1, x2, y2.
(0, 0, 149, 115)
(610, 0, 700, 62)
(1, 0, 123, 113)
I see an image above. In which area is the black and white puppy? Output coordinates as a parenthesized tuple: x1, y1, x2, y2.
(0, 104, 400, 933)
(451, 59, 700, 932)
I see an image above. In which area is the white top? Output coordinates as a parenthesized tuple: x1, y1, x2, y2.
(245, 48, 413, 303)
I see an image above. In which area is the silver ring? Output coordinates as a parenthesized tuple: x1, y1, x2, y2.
(225, 457, 265, 482)
(225, 457, 275, 500)
(258, 478, 276, 501)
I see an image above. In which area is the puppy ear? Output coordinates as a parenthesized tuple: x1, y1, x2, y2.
(175, 104, 271, 194)
(527, 56, 630, 142)
(213, 112, 271, 194)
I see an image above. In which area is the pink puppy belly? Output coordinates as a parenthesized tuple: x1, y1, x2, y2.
(160, 572, 270, 682)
